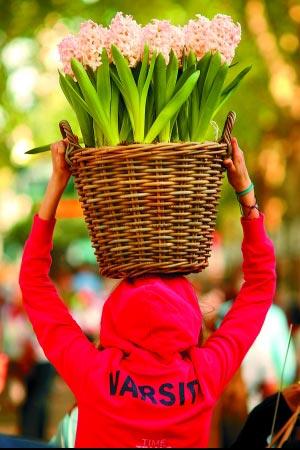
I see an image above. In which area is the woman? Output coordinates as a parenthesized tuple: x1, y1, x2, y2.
(19, 137, 276, 448)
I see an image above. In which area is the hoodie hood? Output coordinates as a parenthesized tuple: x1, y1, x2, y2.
(100, 276, 202, 358)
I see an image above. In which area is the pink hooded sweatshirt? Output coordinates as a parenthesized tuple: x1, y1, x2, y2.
(19, 214, 276, 448)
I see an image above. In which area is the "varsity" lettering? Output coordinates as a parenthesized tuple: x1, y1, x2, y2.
(109, 371, 201, 406)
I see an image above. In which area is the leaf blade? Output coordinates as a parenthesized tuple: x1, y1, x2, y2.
(25, 145, 50, 154)
(71, 58, 117, 145)
(59, 72, 95, 147)
(111, 45, 140, 136)
(145, 70, 200, 143)
(194, 63, 229, 141)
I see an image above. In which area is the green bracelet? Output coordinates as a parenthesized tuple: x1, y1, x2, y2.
(236, 182, 254, 198)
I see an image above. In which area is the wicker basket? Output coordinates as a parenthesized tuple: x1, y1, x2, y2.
(59, 111, 236, 279)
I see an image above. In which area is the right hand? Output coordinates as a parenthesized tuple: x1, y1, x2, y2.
(50, 138, 71, 186)
(223, 138, 251, 193)
(223, 138, 259, 218)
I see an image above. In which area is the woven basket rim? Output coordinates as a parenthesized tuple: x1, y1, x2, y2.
(68, 141, 228, 163)
(79, 140, 227, 150)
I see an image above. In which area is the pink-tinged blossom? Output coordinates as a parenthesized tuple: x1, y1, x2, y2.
(143, 20, 184, 64)
(78, 20, 109, 71)
(184, 15, 212, 60)
(184, 14, 241, 64)
(170, 25, 185, 62)
(58, 34, 82, 77)
(210, 14, 241, 64)
(108, 12, 143, 67)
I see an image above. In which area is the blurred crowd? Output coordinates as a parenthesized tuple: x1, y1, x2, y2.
(0, 249, 300, 448)
(0, 261, 117, 444)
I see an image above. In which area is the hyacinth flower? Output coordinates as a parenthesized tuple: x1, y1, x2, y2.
(27, 12, 251, 153)
(182, 13, 250, 142)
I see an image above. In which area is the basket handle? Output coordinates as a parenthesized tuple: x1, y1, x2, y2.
(59, 120, 81, 165)
(220, 111, 236, 158)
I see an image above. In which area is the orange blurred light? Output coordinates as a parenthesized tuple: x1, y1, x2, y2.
(291, 87, 300, 119)
(258, 147, 286, 187)
(289, 4, 300, 23)
(265, 197, 286, 232)
(269, 68, 296, 107)
(279, 33, 299, 52)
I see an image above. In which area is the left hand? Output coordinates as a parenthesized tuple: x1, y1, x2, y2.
(38, 138, 71, 220)
(50, 138, 71, 186)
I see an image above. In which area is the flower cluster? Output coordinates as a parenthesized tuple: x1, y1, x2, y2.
(142, 20, 185, 64)
(58, 20, 108, 76)
(184, 14, 241, 63)
(108, 12, 143, 67)
(78, 20, 109, 72)
(184, 15, 212, 61)
(58, 12, 241, 75)
(58, 35, 82, 77)
(209, 14, 241, 63)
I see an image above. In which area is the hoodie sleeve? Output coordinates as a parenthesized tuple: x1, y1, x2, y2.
(194, 213, 276, 400)
(19, 214, 101, 397)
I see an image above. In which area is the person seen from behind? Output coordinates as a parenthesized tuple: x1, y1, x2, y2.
(19, 137, 276, 448)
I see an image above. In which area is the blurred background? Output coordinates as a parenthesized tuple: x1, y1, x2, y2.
(0, 0, 300, 447)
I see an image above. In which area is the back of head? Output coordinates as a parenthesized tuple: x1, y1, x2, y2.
(100, 275, 202, 359)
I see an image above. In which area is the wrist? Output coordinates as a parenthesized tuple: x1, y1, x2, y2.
(237, 191, 260, 219)
(234, 178, 252, 194)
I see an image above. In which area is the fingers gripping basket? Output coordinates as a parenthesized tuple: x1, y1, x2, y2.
(60, 111, 236, 279)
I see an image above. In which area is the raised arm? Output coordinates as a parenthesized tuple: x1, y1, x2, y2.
(19, 140, 100, 397)
(194, 139, 276, 399)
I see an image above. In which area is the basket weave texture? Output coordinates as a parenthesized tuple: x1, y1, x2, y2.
(60, 112, 235, 279)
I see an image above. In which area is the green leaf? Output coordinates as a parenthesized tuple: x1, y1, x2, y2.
(214, 65, 252, 116)
(94, 120, 104, 146)
(60, 74, 91, 115)
(59, 72, 95, 147)
(171, 63, 198, 140)
(194, 63, 229, 141)
(86, 66, 96, 87)
(166, 50, 179, 102)
(190, 82, 200, 139)
(171, 120, 179, 141)
(138, 45, 150, 95)
(119, 109, 132, 142)
(153, 53, 168, 140)
(111, 45, 140, 136)
(139, 52, 156, 140)
(96, 48, 111, 115)
(196, 52, 212, 107)
(170, 108, 180, 137)
(173, 65, 196, 95)
(145, 70, 200, 143)
(154, 53, 167, 115)
(110, 81, 120, 141)
(25, 145, 50, 154)
(178, 102, 190, 141)
(145, 86, 155, 135)
(140, 53, 156, 107)
(200, 52, 222, 109)
(187, 51, 197, 67)
(110, 66, 134, 128)
(222, 65, 252, 97)
(71, 58, 117, 145)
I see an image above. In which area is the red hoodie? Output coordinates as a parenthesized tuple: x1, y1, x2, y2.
(19, 214, 276, 448)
